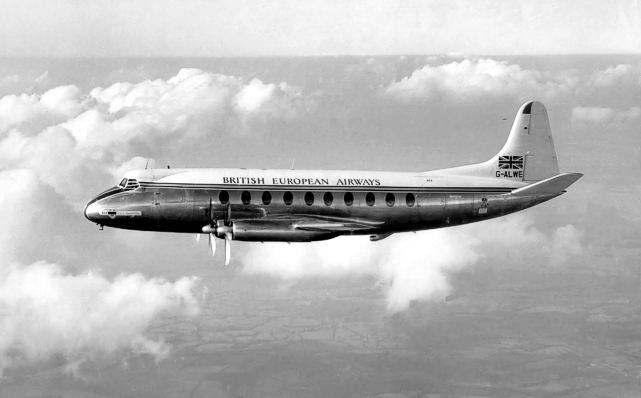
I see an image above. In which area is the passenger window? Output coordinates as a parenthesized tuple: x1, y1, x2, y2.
(219, 190, 230, 205)
(366, 192, 375, 207)
(344, 192, 354, 206)
(283, 191, 293, 206)
(385, 193, 395, 207)
(262, 191, 272, 205)
(323, 192, 333, 206)
(304, 192, 314, 206)
(241, 190, 251, 205)
(406, 193, 415, 207)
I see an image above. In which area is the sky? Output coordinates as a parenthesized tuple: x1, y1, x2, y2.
(1, 0, 640, 56)
(0, 1, 641, 396)
(0, 53, 639, 395)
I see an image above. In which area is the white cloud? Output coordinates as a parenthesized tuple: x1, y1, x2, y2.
(571, 106, 641, 123)
(0, 169, 45, 261)
(0, 170, 201, 373)
(342, 57, 405, 89)
(382, 56, 641, 106)
(234, 79, 305, 121)
(0, 71, 52, 96)
(589, 63, 635, 87)
(40, 85, 86, 116)
(0, 70, 313, 374)
(0, 260, 200, 371)
(0, 69, 312, 205)
(0, 74, 20, 86)
(0, 94, 46, 133)
(384, 58, 575, 102)
(0, 85, 89, 135)
(110, 156, 154, 182)
(550, 224, 583, 264)
(0, 169, 199, 371)
(240, 213, 584, 313)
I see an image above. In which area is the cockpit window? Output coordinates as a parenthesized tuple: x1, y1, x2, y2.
(123, 179, 140, 191)
(119, 178, 127, 188)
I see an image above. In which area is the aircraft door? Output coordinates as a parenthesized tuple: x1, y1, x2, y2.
(417, 189, 445, 221)
(153, 189, 193, 222)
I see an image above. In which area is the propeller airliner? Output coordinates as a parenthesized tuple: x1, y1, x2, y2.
(85, 101, 582, 265)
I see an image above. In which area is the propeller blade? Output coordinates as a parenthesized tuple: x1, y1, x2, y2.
(209, 198, 215, 226)
(225, 202, 231, 225)
(209, 233, 216, 256)
(224, 232, 231, 266)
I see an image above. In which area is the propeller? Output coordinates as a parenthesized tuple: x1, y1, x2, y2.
(201, 199, 233, 265)
(224, 202, 232, 266)
(208, 232, 217, 256)
(207, 198, 217, 257)
(225, 232, 231, 266)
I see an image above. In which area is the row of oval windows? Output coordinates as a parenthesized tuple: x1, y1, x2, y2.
(218, 190, 417, 207)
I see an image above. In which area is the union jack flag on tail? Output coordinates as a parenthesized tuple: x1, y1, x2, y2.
(498, 155, 524, 170)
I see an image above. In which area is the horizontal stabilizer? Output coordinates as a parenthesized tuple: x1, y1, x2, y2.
(511, 173, 583, 197)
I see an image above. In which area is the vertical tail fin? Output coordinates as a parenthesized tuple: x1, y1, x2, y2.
(492, 101, 559, 181)
(433, 101, 560, 182)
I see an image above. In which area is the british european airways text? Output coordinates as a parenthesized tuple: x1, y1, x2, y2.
(222, 177, 381, 186)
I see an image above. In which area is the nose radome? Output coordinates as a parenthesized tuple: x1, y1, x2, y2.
(84, 202, 101, 222)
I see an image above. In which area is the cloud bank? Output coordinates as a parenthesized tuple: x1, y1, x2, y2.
(1, 71, 294, 370)
(0, 68, 312, 205)
(382, 56, 641, 106)
(384, 58, 575, 102)
(0, 261, 200, 371)
(241, 213, 583, 312)
(571, 106, 641, 123)
(0, 169, 201, 372)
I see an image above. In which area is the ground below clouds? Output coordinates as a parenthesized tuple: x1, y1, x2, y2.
(2, 243, 641, 398)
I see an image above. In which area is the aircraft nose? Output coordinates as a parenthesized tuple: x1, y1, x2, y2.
(84, 201, 101, 222)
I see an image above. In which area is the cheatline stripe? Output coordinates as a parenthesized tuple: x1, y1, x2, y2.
(138, 182, 515, 192)
(86, 187, 122, 205)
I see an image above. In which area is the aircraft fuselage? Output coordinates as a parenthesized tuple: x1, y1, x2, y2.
(84, 168, 557, 242)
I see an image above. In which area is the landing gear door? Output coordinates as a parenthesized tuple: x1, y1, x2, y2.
(417, 182, 445, 221)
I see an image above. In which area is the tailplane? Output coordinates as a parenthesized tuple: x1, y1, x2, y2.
(433, 101, 560, 182)
(511, 173, 583, 197)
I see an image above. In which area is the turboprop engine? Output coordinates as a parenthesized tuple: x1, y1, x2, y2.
(210, 220, 336, 242)
(201, 200, 337, 265)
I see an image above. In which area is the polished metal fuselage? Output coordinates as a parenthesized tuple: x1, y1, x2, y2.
(84, 168, 559, 242)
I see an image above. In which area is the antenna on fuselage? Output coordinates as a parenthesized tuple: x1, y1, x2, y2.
(291, 158, 296, 170)
(145, 159, 149, 169)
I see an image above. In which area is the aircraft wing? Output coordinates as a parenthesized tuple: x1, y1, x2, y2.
(511, 173, 583, 197)
(294, 221, 380, 232)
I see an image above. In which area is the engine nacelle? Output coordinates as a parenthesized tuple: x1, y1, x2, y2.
(228, 220, 338, 242)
